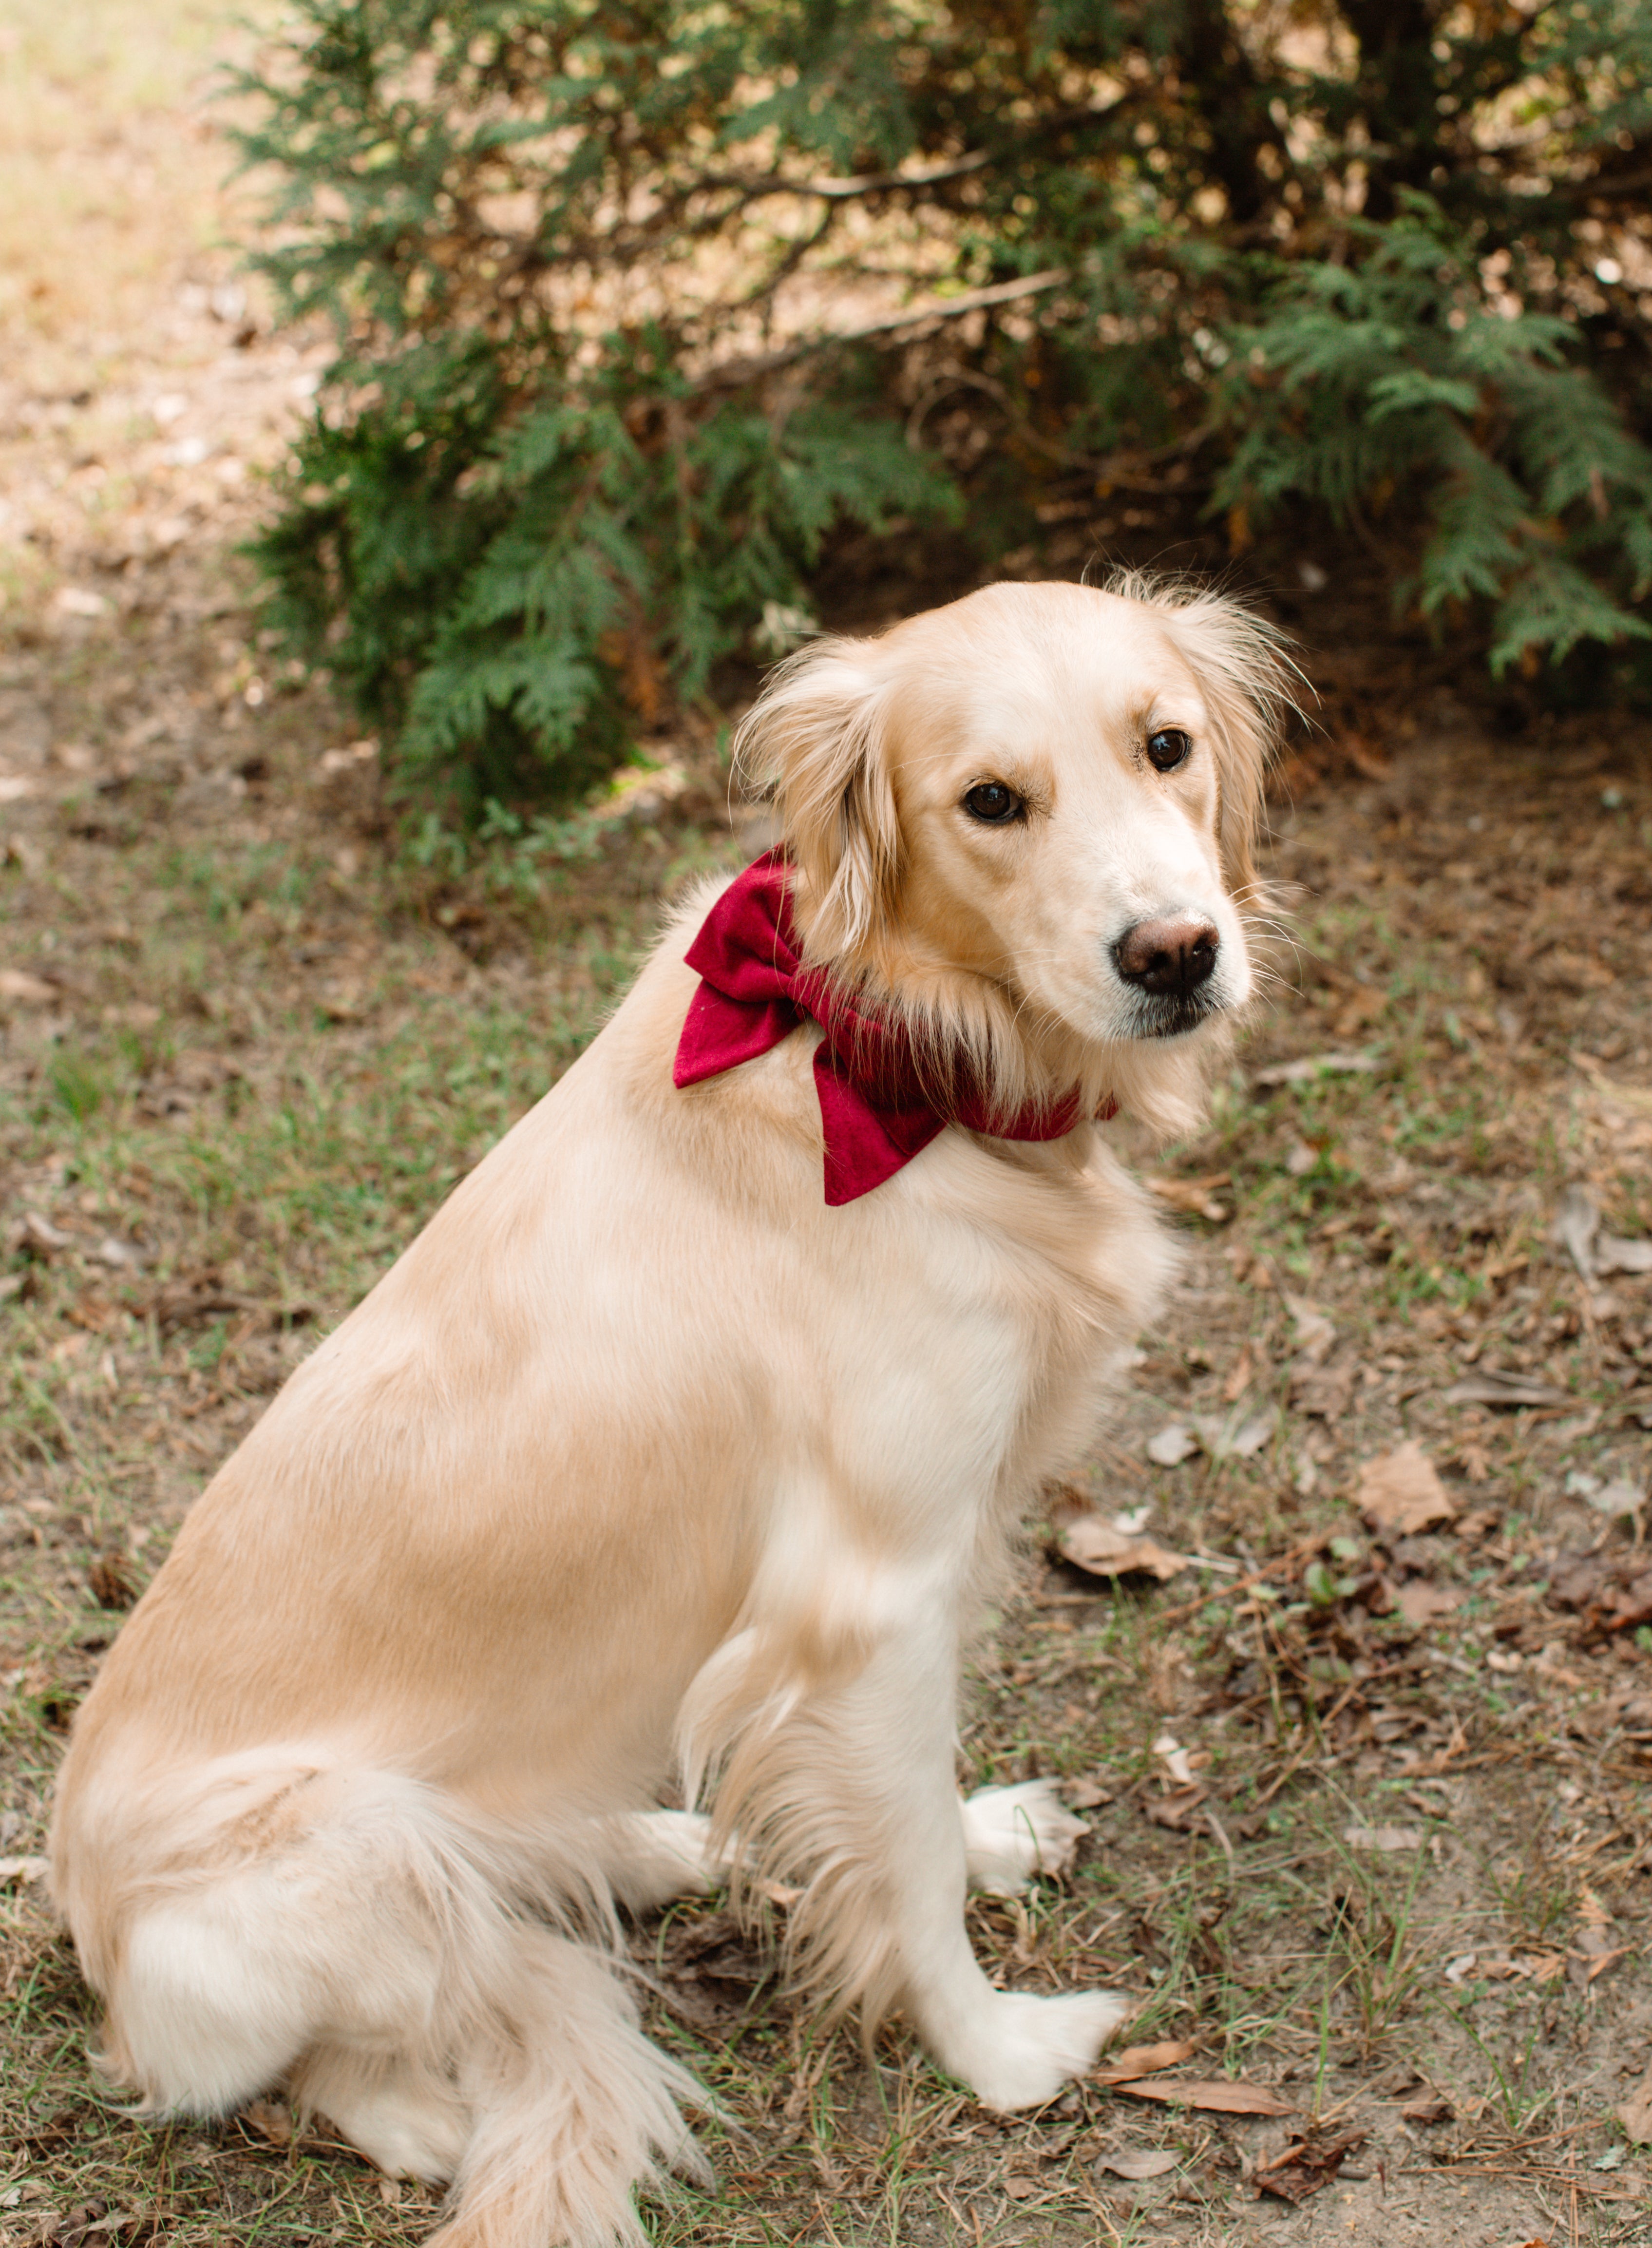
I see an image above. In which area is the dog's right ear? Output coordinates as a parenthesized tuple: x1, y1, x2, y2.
(732, 638, 900, 970)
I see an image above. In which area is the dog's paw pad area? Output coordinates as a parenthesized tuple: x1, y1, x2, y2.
(963, 1778, 1091, 1893)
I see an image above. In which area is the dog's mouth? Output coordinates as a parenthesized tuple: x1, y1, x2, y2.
(1120, 987, 1225, 1041)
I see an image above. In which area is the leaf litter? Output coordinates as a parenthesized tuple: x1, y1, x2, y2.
(1112, 2077, 1297, 2116)
(1251, 2124, 1369, 2204)
(3, 44, 1652, 2246)
(1094, 2145, 1179, 2180)
(1356, 1441, 1458, 1534)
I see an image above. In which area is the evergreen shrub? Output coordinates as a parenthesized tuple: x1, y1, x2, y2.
(235, 0, 1652, 823)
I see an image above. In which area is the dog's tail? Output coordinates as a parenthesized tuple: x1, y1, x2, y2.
(53, 1747, 702, 2248)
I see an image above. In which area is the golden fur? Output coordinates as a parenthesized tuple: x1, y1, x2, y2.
(50, 576, 1292, 2248)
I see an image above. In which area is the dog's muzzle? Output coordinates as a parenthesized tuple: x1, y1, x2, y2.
(1112, 916, 1223, 1038)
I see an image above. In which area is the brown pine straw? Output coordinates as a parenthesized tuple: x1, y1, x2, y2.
(1423, 2147, 1644, 2210)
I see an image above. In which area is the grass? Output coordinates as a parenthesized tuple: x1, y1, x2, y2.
(3, 6, 1652, 2242)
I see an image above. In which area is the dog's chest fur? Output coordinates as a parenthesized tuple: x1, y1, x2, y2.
(624, 971, 1179, 1623)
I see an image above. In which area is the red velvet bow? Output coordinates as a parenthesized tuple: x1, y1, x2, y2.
(673, 850, 1109, 1204)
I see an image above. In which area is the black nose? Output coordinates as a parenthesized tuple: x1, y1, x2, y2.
(1114, 918, 1219, 998)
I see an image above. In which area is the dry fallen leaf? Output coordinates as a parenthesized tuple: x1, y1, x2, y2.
(1554, 1183, 1601, 1279)
(239, 2097, 294, 2147)
(1442, 1369, 1570, 1409)
(1596, 1233, 1652, 1276)
(1096, 2147, 1179, 2180)
(1586, 1478, 1647, 1524)
(1548, 1187, 1652, 1278)
(1146, 1424, 1198, 1467)
(1064, 1777, 1111, 1810)
(0, 1855, 50, 1885)
(1617, 2065, 1652, 2145)
(1573, 1051, 1652, 1116)
(0, 968, 57, 1003)
(1292, 1353, 1356, 1419)
(1057, 1514, 1190, 1582)
(88, 1552, 136, 1611)
(1357, 1441, 1457, 1535)
(1252, 2126, 1367, 2205)
(52, 585, 110, 619)
(1153, 1733, 1199, 1786)
(1547, 1553, 1652, 1637)
(1147, 1172, 1232, 1223)
(1333, 981, 1389, 1034)
(91, 1234, 146, 1270)
(1097, 2040, 1197, 2083)
(1143, 1785, 1209, 1831)
(1400, 2092, 1453, 2125)
(1344, 1823, 1424, 1852)
(1284, 1293, 1335, 1364)
(1512, 1950, 1565, 1983)
(1577, 1942, 1629, 1986)
(318, 981, 366, 1023)
(1252, 1051, 1378, 1087)
(19, 1210, 74, 1255)
(1337, 730, 1393, 779)
(1111, 2077, 1296, 2116)
(1194, 1407, 1274, 1461)
(1394, 1581, 1463, 1627)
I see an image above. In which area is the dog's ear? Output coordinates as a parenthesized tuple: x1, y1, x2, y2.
(1153, 590, 1298, 906)
(732, 637, 900, 966)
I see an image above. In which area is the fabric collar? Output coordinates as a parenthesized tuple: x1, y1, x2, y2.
(672, 849, 1112, 1204)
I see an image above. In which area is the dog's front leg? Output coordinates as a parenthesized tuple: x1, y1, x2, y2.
(721, 1608, 1128, 2113)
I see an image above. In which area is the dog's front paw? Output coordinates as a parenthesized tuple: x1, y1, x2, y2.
(615, 1809, 733, 1908)
(962, 1781, 1089, 1896)
(954, 1989, 1131, 2112)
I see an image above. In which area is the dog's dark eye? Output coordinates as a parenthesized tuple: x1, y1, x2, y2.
(962, 781, 1023, 824)
(1146, 729, 1193, 773)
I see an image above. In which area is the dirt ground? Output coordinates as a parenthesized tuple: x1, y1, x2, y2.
(2, 7, 1652, 2248)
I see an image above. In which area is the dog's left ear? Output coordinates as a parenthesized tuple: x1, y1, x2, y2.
(732, 636, 900, 968)
(1157, 592, 1297, 905)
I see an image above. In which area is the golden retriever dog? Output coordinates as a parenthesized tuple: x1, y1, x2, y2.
(50, 574, 1291, 2247)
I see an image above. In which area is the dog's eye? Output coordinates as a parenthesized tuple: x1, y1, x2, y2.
(962, 781, 1023, 824)
(1146, 728, 1193, 773)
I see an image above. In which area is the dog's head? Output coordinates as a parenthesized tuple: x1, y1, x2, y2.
(735, 575, 1296, 1127)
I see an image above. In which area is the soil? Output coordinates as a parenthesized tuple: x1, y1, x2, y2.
(2, 8, 1651, 2248)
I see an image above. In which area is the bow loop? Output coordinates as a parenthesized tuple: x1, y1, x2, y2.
(673, 850, 1102, 1204)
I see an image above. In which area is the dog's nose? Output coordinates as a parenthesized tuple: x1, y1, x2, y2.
(1114, 918, 1220, 997)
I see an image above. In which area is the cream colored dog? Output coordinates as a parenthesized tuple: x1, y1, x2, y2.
(51, 575, 1290, 2247)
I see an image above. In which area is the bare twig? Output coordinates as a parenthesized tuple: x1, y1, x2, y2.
(694, 268, 1072, 393)
(688, 97, 1137, 212)
(699, 146, 999, 205)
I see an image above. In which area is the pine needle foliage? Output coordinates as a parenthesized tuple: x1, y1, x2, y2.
(1214, 198, 1652, 675)
(235, 0, 1652, 822)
